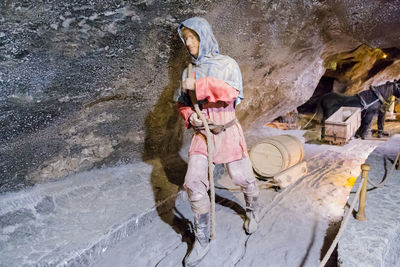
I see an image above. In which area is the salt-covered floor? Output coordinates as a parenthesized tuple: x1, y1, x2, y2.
(339, 135, 400, 267)
(90, 128, 387, 266)
(0, 126, 397, 266)
(0, 162, 182, 266)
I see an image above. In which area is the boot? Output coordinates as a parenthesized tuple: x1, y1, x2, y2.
(244, 194, 260, 234)
(361, 129, 372, 140)
(184, 212, 210, 267)
(377, 130, 389, 138)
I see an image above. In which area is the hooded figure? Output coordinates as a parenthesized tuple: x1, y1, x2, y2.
(175, 17, 259, 267)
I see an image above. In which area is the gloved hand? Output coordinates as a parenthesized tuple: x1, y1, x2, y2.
(182, 78, 196, 93)
(189, 112, 203, 127)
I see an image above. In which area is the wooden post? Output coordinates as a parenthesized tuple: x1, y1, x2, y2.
(356, 164, 370, 221)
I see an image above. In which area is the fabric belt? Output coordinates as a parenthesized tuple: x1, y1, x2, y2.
(193, 118, 238, 135)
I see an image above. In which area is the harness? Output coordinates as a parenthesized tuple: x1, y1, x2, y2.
(372, 86, 395, 112)
(357, 93, 379, 112)
(193, 118, 237, 135)
(371, 86, 387, 103)
(357, 86, 390, 112)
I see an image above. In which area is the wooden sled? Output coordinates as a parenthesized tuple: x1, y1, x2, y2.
(325, 107, 361, 145)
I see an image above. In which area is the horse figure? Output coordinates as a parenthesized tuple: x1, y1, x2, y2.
(320, 79, 400, 139)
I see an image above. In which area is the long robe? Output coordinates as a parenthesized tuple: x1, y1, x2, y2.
(175, 17, 248, 164)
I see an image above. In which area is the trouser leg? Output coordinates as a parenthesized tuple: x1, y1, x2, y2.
(184, 154, 210, 214)
(183, 154, 211, 266)
(226, 156, 259, 196)
(226, 157, 260, 234)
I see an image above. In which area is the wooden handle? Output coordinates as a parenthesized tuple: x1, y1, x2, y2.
(186, 63, 216, 240)
(187, 64, 198, 106)
(188, 63, 192, 79)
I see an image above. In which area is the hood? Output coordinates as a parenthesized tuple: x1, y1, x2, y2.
(178, 17, 219, 63)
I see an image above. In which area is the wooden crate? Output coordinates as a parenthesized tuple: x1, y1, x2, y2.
(325, 107, 361, 145)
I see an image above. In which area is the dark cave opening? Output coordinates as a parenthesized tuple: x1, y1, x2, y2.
(297, 76, 335, 114)
(298, 46, 400, 116)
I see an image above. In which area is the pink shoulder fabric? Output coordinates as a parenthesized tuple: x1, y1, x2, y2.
(195, 77, 239, 103)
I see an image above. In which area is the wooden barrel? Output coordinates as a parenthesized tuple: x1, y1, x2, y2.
(249, 134, 304, 177)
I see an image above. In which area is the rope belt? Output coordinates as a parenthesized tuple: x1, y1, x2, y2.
(193, 118, 238, 135)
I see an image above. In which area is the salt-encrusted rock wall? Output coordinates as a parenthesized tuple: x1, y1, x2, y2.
(1, 0, 399, 189)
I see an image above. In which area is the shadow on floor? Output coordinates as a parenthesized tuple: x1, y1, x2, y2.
(320, 216, 341, 267)
(141, 30, 192, 249)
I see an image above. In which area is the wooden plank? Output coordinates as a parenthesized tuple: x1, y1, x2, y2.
(273, 161, 308, 188)
(361, 136, 389, 141)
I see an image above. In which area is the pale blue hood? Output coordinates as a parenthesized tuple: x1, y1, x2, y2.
(175, 17, 244, 106)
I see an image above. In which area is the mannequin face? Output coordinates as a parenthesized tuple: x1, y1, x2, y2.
(182, 27, 199, 59)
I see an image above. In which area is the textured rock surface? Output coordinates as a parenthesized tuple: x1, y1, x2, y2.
(1, 0, 400, 188)
(323, 45, 400, 95)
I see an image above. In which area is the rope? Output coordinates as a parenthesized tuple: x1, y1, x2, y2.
(319, 175, 364, 267)
(302, 110, 318, 129)
(367, 150, 400, 188)
(187, 63, 217, 240)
